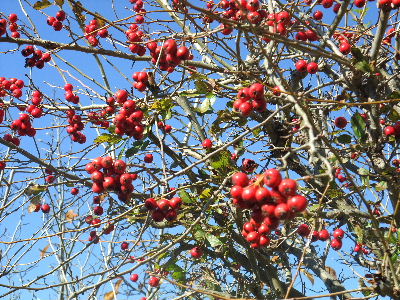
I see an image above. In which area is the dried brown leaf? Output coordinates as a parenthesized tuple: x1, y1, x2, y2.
(300, 268, 314, 285)
(40, 244, 50, 258)
(103, 279, 123, 300)
(66, 210, 78, 222)
(325, 266, 337, 279)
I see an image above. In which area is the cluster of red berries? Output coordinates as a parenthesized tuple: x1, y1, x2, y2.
(0, 14, 20, 38)
(231, 169, 308, 248)
(112, 90, 145, 139)
(3, 133, 20, 146)
(146, 39, 192, 72)
(130, 0, 147, 23)
(295, 60, 319, 74)
(66, 110, 86, 144)
(384, 121, 400, 137)
(87, 110, 110, 129)
(298, 226, 345, 250)
(213, 0, 268, 25)
(132, 71, 148, 92)
(144, 196, 182, 222)
(84, 19, 108, 47)
(86, 156, 138, 202)
(233, 83, 266, 116)
(47, 10, 66, 31)
(354, 243, 371, 254)
(157, 121, 172, 133)
(22, 46, 52, 69)
(26, 90, 45, 119)
(10, 113, 36, 137)
(0, 76, 24, 98)
(64, 83, 80, 104)
(334, 168, 347, 183)
(31, 203, 51, 213)
(383, 27, 397, 45)
(291, 118, 301, 133)
(126, 24, 146, 56)
(377, 0, 400, 9)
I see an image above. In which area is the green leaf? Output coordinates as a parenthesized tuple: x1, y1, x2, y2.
(179, 190, 194, 204)
(172, 270, 186, 282)
(151, 98, 174, 111)
(199, 188, 212, 199)
(351, 113, 367, 141)
(355, 61, 373, 73)
(195, 80, 211, 94)
(358, 168, 369, 175)
(54, 0, 64, 5)
(206, 234, 223, 247)
(193, 227, 206, 240)
(94, 133, 122, 144)
(351, 47, 364, 61)
(197, 93, 216, 114)
(253, 127, 262, 137)
(33, 0, 52, 9)
(375, 181, 388, 192)
(24, 184, 47, 195)
(336, 134, 352, 144)
(210, 150, 232, 170)
(125, 140, 150, 158)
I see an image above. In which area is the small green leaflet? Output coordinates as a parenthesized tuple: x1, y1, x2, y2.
(351, 113, 367, 141)
(179, 190, 194, 204)
(196, 93, 216, 114)
(375, 181, 387, 192)
(210, 150, 232, 170)
(355, 61, 373, 73)
(336, 134, 352, 144)
(125, 140, 150, 157)
(94, 133, 122, 144)
(206, 234, 223, 247)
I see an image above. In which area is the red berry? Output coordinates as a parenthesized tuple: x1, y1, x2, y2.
(231, 172, 249, 187)
(307, 62, 318, 74)
(297, 224, 311, 237)
(202, 138, 213, 149)
(295, 60, 308, 72)
(144, 153, 154, 163)
(318, 229, 330, 241)
(149, 276, 160, 287)
(130, 274, 139, 282)
(190, 246, 203, 258)
(334, 116, 348, 128)
(263, 169, 282, 188)
(41, 204, 50, 213)
(287, 195, 308, 213)
(278, 178, 297, 196)
(331, 238, 342, 250)
(333, 228, 345, 239)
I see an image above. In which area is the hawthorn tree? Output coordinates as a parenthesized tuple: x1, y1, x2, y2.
(0, 0, 400, 299)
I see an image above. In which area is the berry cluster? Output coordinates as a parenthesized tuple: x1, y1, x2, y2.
(3, 133, 20, 146)
(0, 76, 24, 98)
(157, 121, 172, 133)
(126, 24, 146, 56)
(0, 14, 20, 38)
(85, 156, 138, 202)
(130, 0, 147, 23)
(30, 203, 51, 213)
(22, 47, 52, 69)
(10, 113, 36, 137)
(84, 19, 108, 47)
(231, 169, 308, 248)
(295, 60, 319, 74)
(354, 243, 371, 254)
(233, 83, 266, 116)
(64, 83, 80, 104)
(132, 71, 148, 92)
(47, 10, 66, 31)
(87, 110, 110, 129)
(144, 196, 182, 222)
(298, 225, 345, 250)
(66, 110, 86, 144)
(113, 90, 145, 139)
(146, 39, 192, 72)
